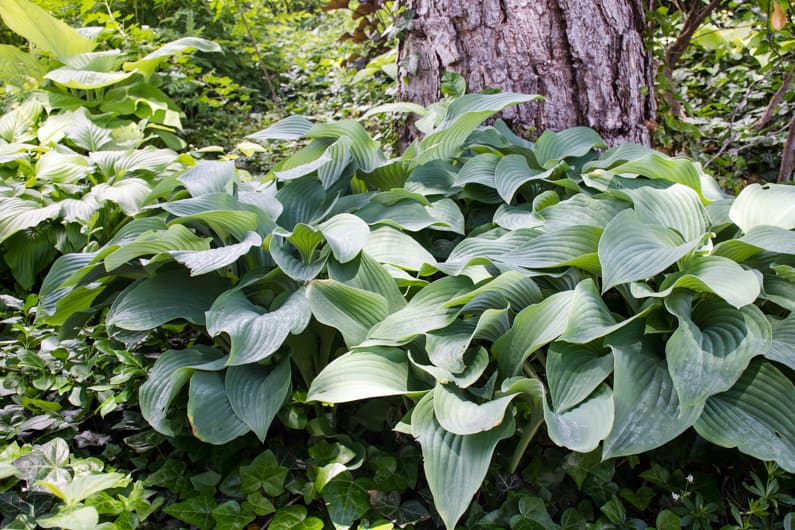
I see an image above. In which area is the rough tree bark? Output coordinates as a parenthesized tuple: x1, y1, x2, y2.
(398, 0, 657, 146)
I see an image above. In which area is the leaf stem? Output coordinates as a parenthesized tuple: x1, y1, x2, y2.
(509, 414, 544, 474)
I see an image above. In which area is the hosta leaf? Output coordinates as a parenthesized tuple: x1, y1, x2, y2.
(363, 226, 436, 272)
(712, 225, 795, 261)
(327, 251, 405, 312)
(269, 235, 328, 281)
(92, 178, 153, 216)
(103, 224, 209, 271)
(249, 115, 314, 142)
(603, 325, 703, 459)
(4, 229, 55, 290)
(561, 279, 636, 343)
(630, 255, 761, 309)
(226, 358, 291, 442)
(307, 119, 384, 172)
(412, 391, 515, 530)
(544, 384, 614, 453)
(539, 193, 628, 230)
(499, 225, 602, 273)
(729, 183, 795, 233)
(533, 127, 607, 167)
(307, 347, 412, 403)
(433, 383, 516, 435)
(599, 210, 701, 292)
(695, 359, 795, 473)
(139, 346, 226, 436)
(206, 288, 311, 366)
(35, 152, 92, 185)
(494, 154, 544, 203)
(0, 198, 61, 243)
(162, 193, 273, 239)
(318, 213, 369, 262)
(171, 231, 263, 276)
(494, 203, 543, 229)
(493, 290, 576, 378)
(610, 153, 702, 194)
(64, 107, 113, 151)
(425, 198, 465, 234)
(357, 199, 439, 231)
(37, 506, 99, 530)
(317, 136, 352, 188)
(274, 174, 327, 229)
(619, 183, 709, 242)
(666, 293, 772, 411)
(275, 151, 332, 181)
(0, 96, 41, 142)
(188, 371, 250, 444)
(410, 346, 490, 388)
(107, 269, 229, 330)
(547, 342, 614, 412)
(425, 319, 478, 373)
(445, 271, 542, 310)
(0, 0, 94, 57)
(40, 472, 129, 507)
(443, 229, 538, 272)
(417, 93, 541, 165)
(178, 160, 235, 196)
(308, 280, 389, 347)
(454, 153, 500, 187)
(45, 67, 134, 89)
(405, 160, 458, 196)
(366, 276, 472, 345)
(0, 44, 46, 87)
(125, 37, 221, 79)
(768, 314, 795, 370)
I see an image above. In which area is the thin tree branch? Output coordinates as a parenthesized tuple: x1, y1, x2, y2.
(237, 1, 280, 107)
(754, 65, 793, 130)
(778, 114, 795, 183)
(661, 0, 725, 118)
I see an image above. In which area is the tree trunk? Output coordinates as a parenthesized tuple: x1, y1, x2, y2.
(398, 0, 657, 146)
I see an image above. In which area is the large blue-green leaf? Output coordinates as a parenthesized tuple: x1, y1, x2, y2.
(171, 231, 263, 276)
(178, 161, 236, 196)
(327, 251, 405, 312)
(729, 183, 795, 233)
(363, 226, 436, 272)
(206, 288, 311, 366)
(665, 293, 771, 411)
(603, 326, 703, 459)
(493, 290, 576, 378)
(768, 314, 795, 370)
(630, 255, 761, 309)
(308, 280, 389, 348)
(412, 391, 515, 530)
(0, 198, 61, 243)
(226, 358, 291, 442)
(533, 127, 607, 167)
(618, 183, 709, 242)
(609, 153, 702, 194)
(599, 210, 701, 292)
(307, 347, 412, 403)
(498, 225, 601, 273)
(425, 319, 478, 374)
(560, 279, 647, 344)
(712, 225, 795, 261)
(432, 383, 517, 435)
(92, 178, 153, 216)
(365, 276, 472, 345)
(103, 224, 210, 272)
(162, 193, 273, 240)
(106, 269, 229, 330)
(445, 271, 542, 311)
(318, 213, 369, 263)
(695, 359, 795, 473)
(537, 193, 627, 230)
(188, 371, 250, 445)
(544, 383, 614, 453)
(546, 342, 613, 412)
(0, 0, 94, 57)
(306, 120, 384, 172)
(494, 154, 545, 203)
(138, 346, 226, 436)
(454, 153, 500, 187)
(248, 115, 313, 142)
(3, 229, 55, 290)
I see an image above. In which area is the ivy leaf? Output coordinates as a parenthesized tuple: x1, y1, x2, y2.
(212, 500, 256, 530)
(239, 450, 287, 497)
(164, 495, 217, 530)
(270, 506, 324, 530)
(322, 472, 372, 528)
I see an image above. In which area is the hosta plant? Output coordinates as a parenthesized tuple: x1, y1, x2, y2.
(40, 91, 795, 529)
(0, 0, 219, 290)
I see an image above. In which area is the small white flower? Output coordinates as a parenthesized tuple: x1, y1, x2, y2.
(671, 492, 680, 501)
(686, 474, 694, 483)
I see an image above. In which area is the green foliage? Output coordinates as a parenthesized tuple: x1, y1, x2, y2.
(38, 88, 795, 528)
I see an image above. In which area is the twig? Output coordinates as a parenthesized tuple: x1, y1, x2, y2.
(661, 0, 726, 118)
(778, 114, 795, 183)
(237, 1, 280, 107)
(754, 66, 794, 130)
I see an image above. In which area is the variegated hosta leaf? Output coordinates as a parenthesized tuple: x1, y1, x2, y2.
(0, 198, 61, 243)
(308, 280, 389, 348)
(412, 391, 515, 530)
(138, 346, 226, 437)
(226, 358, 291, 442)
(91, 178, 152, 216)
(665, 292, 772, 412)
(695, 359, 795, 473)
(365, 276, 472, 346)
(206, 288, 311, 366)
(729, 183, 795, 233)
(106, 269, 229, 331)
(603, 325, 703, 459)
(0, 97, 42, 142)
(630, 255, 761, 309)
(599, 209, 701, 292)
(307, 347, 413, 403)
(45, 67, 134, 89)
